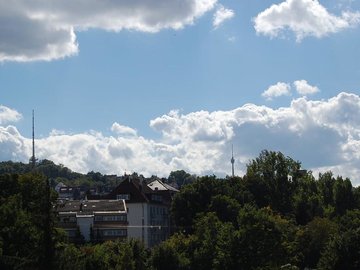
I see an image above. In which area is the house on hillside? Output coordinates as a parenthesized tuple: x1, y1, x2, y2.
(90, 175, 179, 247)
(55, 182, 67, 193)
(57, 199, 127, 243)
(57, 186, 83, 200)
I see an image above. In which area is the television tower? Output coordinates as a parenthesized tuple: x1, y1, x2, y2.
(231, 144, 235, 178)
(30, 109, 36, 168)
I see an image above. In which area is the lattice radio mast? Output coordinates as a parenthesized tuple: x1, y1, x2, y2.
(231, 144, 235, 178)
(30, 109, 36, 168)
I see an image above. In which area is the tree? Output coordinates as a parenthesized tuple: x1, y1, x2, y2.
(53, 243, 85, 270)
(317, 172, 335, 207)
(149, 233, 194, 270)
(293, 174, 322, 225)
(318, 229, 360, 270)
(245, 150, 301, 215)
(168, 170, 196, 188)
(171, 175, 225, 232)
(295, 217, 338, 268)
(191, 212, 235, 270)
(0, 173, 58, 269)
(208, 194, 241, 224)
(242, 174, 270, 208)
(233, 205, 292, 269)
(333, 177, 354, 216)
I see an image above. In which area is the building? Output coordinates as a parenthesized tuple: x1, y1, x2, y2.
(91, 175, 179, 247)
(57, 186, 83, 200)
(57, 199, 128, 243)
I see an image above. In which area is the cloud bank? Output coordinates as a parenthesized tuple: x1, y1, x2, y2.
(0, 0, 217, 62)
(254, 0, 360, 41)
(2, 93, 360, 185)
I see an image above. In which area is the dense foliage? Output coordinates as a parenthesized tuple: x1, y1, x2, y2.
(169, 150, 360, 269)
(0, 173, 57, 269)
(1, 150, 360, 269)
(0, 160, 122, 190)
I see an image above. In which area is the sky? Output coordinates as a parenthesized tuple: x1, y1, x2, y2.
(1, 0, 360, 184)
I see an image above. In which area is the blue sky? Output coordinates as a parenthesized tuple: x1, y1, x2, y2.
(1, 0, 360, 184)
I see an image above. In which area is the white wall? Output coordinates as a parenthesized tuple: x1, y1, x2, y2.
(127, 203, 149, 247)
(76, 215, 94, 241)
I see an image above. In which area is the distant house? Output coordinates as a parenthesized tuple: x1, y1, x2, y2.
(90, 175, 179, 247)
(57, 199, 127, 243)
(58, 186, 83, 200)
(55, 182, 67, 193)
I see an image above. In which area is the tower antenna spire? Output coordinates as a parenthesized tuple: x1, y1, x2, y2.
(31, 109, 36, 168)
(231, 144, 235, 178)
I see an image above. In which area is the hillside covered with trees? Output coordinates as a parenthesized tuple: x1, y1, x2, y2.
(0, 159, 125, 191)
(1, 150, 360, 269)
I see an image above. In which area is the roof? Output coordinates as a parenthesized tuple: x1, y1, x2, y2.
(59, 186, 81, 193)
(147, 179, 179, 192)
(57, 200, 126, 215)
(88, 176, 179, 205)
(105, 177, 149, 203)
(55, 182, 67, 191)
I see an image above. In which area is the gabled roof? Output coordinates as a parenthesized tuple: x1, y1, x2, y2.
(106, 177, 149, 203)
(147, 179, 179, 192)
(88, 176, 179, 205)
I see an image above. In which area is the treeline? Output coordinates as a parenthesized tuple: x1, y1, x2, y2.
(168, 150, 360, 269)
(0, 160, 123, 191)
(1, 150, 360, 269)
(0, 160, 195, 190)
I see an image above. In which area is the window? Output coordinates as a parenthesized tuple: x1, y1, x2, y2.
(117, 194, 130, 200)
(103, 229, 127, 236)
(151, 194, 162, 202)
(61, 216, 76, 223)
(95, 216, 103, 221)
(95, 215, 126, 222)
(102, 215, 127, 222)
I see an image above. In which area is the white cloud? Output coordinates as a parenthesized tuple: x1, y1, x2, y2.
(111, 122, 137, 137)
(294, 80, 320, 95)
(2, 92, 360, 185)
(254, 0, 360, 41)
(262, 82, 291, 100)
(0, 125, 30, 161)
(213, 5, 235, 29)
(0, 0, 217, 62)
(0, 105, 22, 124)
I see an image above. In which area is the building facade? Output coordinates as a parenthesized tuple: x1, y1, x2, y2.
(57, 199, 128, 243)
(91, 175, 178, 247)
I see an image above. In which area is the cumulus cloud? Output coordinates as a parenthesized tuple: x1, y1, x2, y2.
(262, 82, 291, 100)
(0, 105, 22, 124)
(0, 126, 30, 161)
(111, 122, 137, 137)
(294, 80, 319, 95)
(2, 92, 360, 185)
(213, 5, 235, 29)
(254, 0, 360, 41)
(0, 0, 217, 62)
(262, 80, 320, 99)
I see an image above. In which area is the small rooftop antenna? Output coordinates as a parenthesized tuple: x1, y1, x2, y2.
(231, 144, 235, 178)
